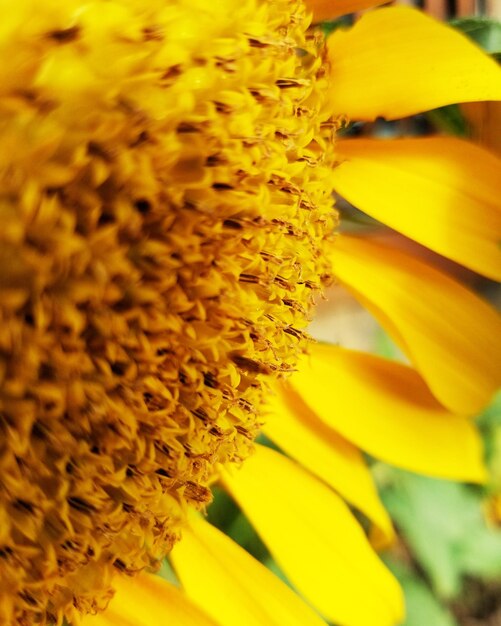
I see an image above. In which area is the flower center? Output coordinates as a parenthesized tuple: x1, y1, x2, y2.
(0, 1, 337, 622)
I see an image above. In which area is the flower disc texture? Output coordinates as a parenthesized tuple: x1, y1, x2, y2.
(0, 1, 337, 623)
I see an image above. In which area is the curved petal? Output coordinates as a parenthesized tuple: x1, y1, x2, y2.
(264, 385, 394, 546)
(80, 572, 218, 626)
(222, 445, 404, 626)
(331, 235, 501, 416)
(333, 137, 501, 281)
(327, 7, 501, 120)
(305, 0, 386, 21)
(171, 516, 327, 626)
(290, 344, 486, 482)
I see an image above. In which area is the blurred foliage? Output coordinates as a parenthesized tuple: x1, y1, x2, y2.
(426, 104, 469, 136)
(378, 396, 501, 625)
(381, 470, 501, 599)
(385, 560, 458, 626)
(374, 331, 501, 625)
(451, 17, 501, 60)
(318, 16, 352, 37)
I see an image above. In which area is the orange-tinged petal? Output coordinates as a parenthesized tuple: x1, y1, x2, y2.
(305, 0, 386, 21)
(327, 7, 501, 120)
(291, 344, 486, 482)
(79, 573, 218, 626)
(331, 235, 501, 415)
(333, 137, 501, 281)
(264, 385, 394, 546)
(222, 445, 404, 626)
(171, 516, 328, 626)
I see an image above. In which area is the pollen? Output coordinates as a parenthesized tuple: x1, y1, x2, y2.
(0, 0, 337, 623)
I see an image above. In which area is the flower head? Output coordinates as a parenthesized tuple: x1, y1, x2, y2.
(0, 1, 339, 622)
(1, 1, 501, 626)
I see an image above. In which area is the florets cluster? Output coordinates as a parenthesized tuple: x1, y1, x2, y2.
(0, 1, 337, 623)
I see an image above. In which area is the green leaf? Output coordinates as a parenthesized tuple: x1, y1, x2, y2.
(384, 561, 459, 626)
(319, 16, 351, 37)
(450, 17, 501, 56)
(426, 105, 468, 137)
(373, 327, 408, 361)
(381, 471, 501, 599)
(158, 558, 180, 585)
(476, 392, 501, 490)
(477, 390, 501, 430)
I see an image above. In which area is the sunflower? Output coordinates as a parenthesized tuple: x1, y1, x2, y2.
(0, 1, 500, 625)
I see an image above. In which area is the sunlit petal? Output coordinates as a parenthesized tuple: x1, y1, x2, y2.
(171, 516, 327, 626)
(264, 386, 394, 546)
(222, 445, 404, 626)
(331, 235, 501, 415)
(290, 344, 486, 482)
(79, 573, 218, 626)
(333, 137, 501, 281)
(327, 7, 501, 120)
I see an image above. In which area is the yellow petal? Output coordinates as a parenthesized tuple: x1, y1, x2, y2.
(264, 385, 394, 546)
(291, 344, 486, 482)
(333, 137, 501, 281)
(79, 573, 218, 626)
(305, 0, 386, 21)
(332, 235, 501, 416)
(327, 7, 501, 120)
(171, 516, 328, 626)
(222, 444, 404, 626)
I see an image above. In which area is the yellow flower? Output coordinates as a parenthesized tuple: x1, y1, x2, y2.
(0, 1, 499, 626)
